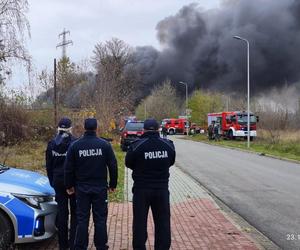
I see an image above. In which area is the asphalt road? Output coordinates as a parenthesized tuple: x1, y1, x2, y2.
(173, 137, 300, 250)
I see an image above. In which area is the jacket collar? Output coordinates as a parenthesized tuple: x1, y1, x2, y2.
(141, 131, 160, 138)
(84, 130, 97, 137)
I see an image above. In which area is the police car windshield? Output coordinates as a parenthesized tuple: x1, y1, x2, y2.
(125, 122, 144, 131)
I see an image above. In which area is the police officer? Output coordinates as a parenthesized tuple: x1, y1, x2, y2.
(125, 118, 176, 250)
(46, 117, 77, 250)
(64, 118, 118, 250)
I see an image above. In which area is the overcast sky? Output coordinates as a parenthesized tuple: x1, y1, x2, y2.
(28, 0, 221, 64)
(11, 0, 221, 88)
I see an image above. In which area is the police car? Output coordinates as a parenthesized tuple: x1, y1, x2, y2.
(0, 164, 57, 247)
(120, 121, 144, 151)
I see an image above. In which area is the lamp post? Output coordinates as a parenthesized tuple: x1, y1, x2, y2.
(233, 35, 250, 148)
(179, 81, 189, 135)
(144, 102, 147, 120)
(179, 81, 188, 116)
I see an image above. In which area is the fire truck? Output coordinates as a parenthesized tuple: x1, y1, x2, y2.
(161, 118, 189, 135)
(207, 111, 259, 140)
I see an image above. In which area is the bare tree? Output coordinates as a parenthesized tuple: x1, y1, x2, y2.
(0, 0, 30, 85)
(38, 69, 54, 93)
(256, 106, 290, 144)
(92, 38, 139, 131)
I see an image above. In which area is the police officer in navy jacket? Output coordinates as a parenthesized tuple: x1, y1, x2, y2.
(125, 118, 176, 250)
(64, 118, 118, 250)
(46, 117, 77, 250)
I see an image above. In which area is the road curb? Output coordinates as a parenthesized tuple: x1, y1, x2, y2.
(175, 161, 280, 250)
(183, 136, 300, 165)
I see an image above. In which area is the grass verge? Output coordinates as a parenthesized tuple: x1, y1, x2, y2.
(0, 140, 46, 173)
(109, 144, 125, 202)
(0, 141, 126, 202)
(187, 134, 300, 162)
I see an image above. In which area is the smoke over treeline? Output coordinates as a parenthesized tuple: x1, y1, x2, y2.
(134, 0, 300, 94)
(34, 0, 300, 113)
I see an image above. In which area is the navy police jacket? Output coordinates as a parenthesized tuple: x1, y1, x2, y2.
(46, 131, 76, 188)
(64, 131, 118, 189)
(125, 131, 176, 189)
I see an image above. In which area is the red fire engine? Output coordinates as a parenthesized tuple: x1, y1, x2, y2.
(207, 111, 259, 140)
(161, 118, 188, 135)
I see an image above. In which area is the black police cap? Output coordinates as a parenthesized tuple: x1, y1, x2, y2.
(144, 118, 159, 131)
(58, 117, 72, 129)
(84, 118, 97, 130)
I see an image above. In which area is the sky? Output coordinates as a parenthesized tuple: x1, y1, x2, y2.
(10, 0, 221, 89)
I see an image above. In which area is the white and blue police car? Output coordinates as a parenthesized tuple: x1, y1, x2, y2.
(0, 164, 57, 247)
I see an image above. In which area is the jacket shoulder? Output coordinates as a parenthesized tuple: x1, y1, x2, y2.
(48, 136, 56, 143)
(98, 137, 113, 149)
(47, 139, 55, 148)
(130, 138, 148, 151)
(166, 138, 174, 144)
(69, 137, 82, 149)
(71, 135, 77, 142)
(131, 138, 141, 145)
(158, 137, 175, 150)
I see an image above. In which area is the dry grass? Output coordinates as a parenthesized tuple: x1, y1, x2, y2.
(189, 129, 300, 162)
(0, 140, 46, 174)
(258, 129, 300, 143)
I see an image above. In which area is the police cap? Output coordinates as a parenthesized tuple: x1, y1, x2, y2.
(58, 117, 72, 129)
(144, 118, 159, 131)
(84, 118, 97, 130)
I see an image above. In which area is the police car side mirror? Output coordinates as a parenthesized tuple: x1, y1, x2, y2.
(256, 116, 259, 122)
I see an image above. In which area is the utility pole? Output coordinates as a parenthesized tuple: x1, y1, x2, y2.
(54, 58, 57, 126)
(56, 28, 73, 58)
(55, 28, 73, 110)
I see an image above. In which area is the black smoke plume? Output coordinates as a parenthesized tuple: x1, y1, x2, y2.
(134, 0, 300, 94)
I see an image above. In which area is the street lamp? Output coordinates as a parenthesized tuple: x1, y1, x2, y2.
(233, 35, 250, 148)
(179, 81, 188, 117)
(144, 102, 147, 120)
(179, 81, 189, 135)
